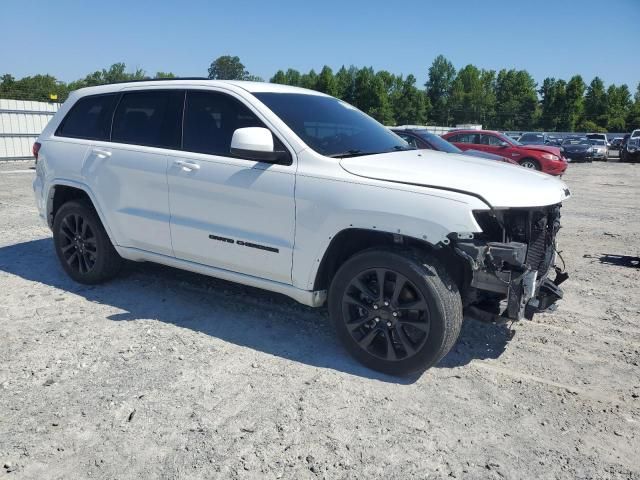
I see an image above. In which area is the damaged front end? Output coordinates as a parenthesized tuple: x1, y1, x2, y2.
(452, 204, 568, 321)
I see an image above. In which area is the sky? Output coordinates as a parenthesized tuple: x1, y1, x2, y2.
(2, 0, 639, 89)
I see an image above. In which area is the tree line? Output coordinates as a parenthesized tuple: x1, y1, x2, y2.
(2, 55, 639, 133)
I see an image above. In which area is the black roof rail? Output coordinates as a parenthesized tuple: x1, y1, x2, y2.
(104, 77, 211, 85)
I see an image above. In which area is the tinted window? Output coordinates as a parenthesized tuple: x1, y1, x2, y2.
(111, 90, 183, 148)
(451, 133, 480, 144)
(397, 133, 420, 149)
(183, 91, 270, 156)
(414, 131, 461, 153)
(480, 134, 504, 146)
(254, 93, 408, 157)
(56, 94, 118, 140)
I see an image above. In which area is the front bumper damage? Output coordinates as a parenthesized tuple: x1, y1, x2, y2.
(452, 204, 568, 321)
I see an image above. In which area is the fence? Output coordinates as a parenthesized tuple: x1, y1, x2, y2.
(0, 99, 59, 161)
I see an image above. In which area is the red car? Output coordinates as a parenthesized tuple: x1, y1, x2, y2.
(442, 129, 568, 175)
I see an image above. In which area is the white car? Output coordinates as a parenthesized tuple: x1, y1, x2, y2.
(32, 80, 571, 375)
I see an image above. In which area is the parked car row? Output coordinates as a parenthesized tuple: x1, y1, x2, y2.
(441, 129, 567, 175)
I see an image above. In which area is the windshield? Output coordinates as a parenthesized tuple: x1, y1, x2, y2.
(253, 92, 410, 157)
(520, 133, 545, 142)
(563, 138, 590, 146)
(414, 131, 461, 153)
(590, 139, 606, 145)
(497, 133, 520, 146)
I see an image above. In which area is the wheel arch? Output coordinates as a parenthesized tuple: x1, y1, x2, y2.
(312, 228, 466, 293)
(46, 180, 117, 245)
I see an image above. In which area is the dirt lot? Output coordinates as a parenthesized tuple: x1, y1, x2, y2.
(1, 160, 639, 479)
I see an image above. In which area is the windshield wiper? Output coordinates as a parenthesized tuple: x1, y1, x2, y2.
(390, 145, 416, 151)
(329, 145, 415, 159)
(328, 149, 368, 158)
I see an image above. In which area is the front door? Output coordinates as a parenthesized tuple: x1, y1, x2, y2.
(167, 90, 296, 284)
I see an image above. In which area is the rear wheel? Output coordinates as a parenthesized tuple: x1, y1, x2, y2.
(329, 249, 463, 375)
(519, 158, 540, 170)
(53, 200, 122, 284)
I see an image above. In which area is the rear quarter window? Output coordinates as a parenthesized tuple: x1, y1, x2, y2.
(56, 94, 118, 140)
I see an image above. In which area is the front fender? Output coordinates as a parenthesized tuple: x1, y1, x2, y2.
(292, 174, 488, 290)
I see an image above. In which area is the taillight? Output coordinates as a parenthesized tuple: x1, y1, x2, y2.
(32, 142, 41, 163)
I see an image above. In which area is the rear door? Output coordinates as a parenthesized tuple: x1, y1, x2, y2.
(86, 89, 184, 256)
(446, 132, 480, 151)
(166, 89, 296, 284)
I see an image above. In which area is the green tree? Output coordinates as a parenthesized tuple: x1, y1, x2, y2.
(0, 74, 68, 102)
(207, 55, 248, 80)
(565, 75, 586, 131)
(584, 77, 608, 129)
(154, 71, 176, 79)
(447, 65, 495, 126)
(335, 65, 357, 104)
(626, 83, 640, 131)
(606, 84, 631, 131)
(316, 66, 338, 96)
(495, 69, 538, 130)
(270, 70, 287, 84)
(299, 69, 318, 90)
(354, 67, 393, 124)
(390, 74, 429, 125)
(425, 55, 456, 125)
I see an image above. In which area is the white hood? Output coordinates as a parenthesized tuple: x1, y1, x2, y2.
(340, 149, 570, 208)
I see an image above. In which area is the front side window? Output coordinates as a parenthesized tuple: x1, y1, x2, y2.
(481, 134, 504, 146)
(111, 90, 184, 149)
(253, 93, 409, 158)
(56, 94, 118, 140)
(183, 91, 270, 156)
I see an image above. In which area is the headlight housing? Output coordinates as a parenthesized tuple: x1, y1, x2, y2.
(541, 153, 559, 161)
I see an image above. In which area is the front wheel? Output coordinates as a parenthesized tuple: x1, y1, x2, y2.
(328, 249, 463, 375)
(519, 158, 540, 170)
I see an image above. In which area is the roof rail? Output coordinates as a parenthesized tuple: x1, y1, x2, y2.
(104, 77, 210, 85)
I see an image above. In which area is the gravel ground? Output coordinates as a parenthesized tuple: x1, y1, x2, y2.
(0, 160, 639, 479)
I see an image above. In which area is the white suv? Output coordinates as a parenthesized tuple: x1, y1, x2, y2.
(33, 79, 570, 375)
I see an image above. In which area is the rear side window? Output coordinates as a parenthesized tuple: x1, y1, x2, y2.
(450, 133, 479, 144)
(182, 90, 267, 156)
(56, 94, 118, 140)
(111, 90, 184, 149)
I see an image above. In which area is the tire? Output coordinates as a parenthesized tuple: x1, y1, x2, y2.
(328, 248, 463, 375)
(52, 200, 122, 284)
(519, 158, 540, 170)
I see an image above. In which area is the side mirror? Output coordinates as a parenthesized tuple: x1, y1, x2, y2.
(230, 127, 290, 164)
(499, 141, 509, 147)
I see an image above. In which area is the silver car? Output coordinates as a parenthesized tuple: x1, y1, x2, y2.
(589, 139, 609, 161)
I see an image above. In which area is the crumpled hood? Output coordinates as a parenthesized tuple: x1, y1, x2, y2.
(339, 149, 570, 208)
(520, 144, 562, 156)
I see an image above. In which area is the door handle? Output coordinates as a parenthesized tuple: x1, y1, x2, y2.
(92, 148, 112, 158)
(174, 160, 200, 171)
